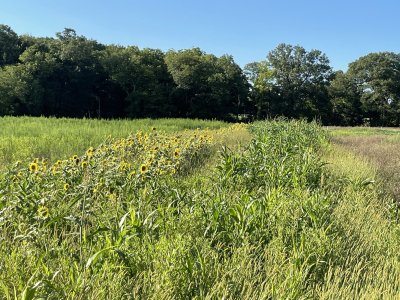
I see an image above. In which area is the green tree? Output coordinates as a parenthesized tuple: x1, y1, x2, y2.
(347, 52, 400, 126)
(99, 45, 141, 117)
(0, 64, 28, 115)
(165, 48, 212, 117)
(131, 48, 175, 117)
(100, 46, 174, 117)
(165, 48, 249, 119)
(252, 44, 333, 121)
(0, 24, 20, 66)
(244, 60, 276, 118)
(54, 28, 108, 117)
(209, 55, 250, 120)
(328, 71, 362, 125)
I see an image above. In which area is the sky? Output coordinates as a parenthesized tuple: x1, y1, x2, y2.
(1, 0, 399, 71)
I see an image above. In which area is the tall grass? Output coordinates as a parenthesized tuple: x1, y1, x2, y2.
(1, 119, 399, 298)
(318, 145, 400, 299)
(0, 116, 228, 168)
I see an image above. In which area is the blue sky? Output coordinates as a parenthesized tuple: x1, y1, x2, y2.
(1, 0, 399, 71)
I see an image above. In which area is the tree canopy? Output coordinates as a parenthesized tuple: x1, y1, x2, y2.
(1, 24, 400, 126)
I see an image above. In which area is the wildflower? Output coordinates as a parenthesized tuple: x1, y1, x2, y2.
(37, 206, 49, 219)
(29, 162, 39, 173)
(86, 147, 94, 158)
(140, 164, 148, 174)
(64, 183, 70, 191)
(51, 166, 58, 174)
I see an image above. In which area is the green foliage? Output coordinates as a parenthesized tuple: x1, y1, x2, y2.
(3, 23, 400, 125)
(347, 52, 400, 126)
(328, 71, 363, 125)
(0, 116, 228, 168)
(2, 119, 400, 298)
(246, 44, 333, 122)
(0, 24, 20, 66)
(0, 25, 250, 121)
(165, 48, 250, 120)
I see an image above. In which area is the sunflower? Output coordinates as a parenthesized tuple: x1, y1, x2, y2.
(140, 164, 148, 174)
(81, 161, 88, 168)
(37, 206, 49, 219)
(86, 147, 94, 158)
(64, 183, 70, 191)
(174, 148, 180, 158)
(29, 162, 39, 173)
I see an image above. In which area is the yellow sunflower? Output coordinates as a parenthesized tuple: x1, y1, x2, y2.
(86, 147, 94, 158)
(140, 164, 148, 174)
(29, 162, 39, 173)
(37, 206, 49, 219)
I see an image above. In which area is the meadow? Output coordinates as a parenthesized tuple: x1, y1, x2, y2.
(0, 117, 228, 168)
(1, 118, 400, 299)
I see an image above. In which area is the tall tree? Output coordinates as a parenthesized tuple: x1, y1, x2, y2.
(251, 44, 333, 121)
(209, 55, 250, 120)
(165, 48, 249, 119)
(0, 64, 33, 115)
(100, 46, 174, 117)
(165, 48, 213, 117)
(55, 28, 108, 117)
(0, 24, 20, 67)
(347, 52, 400, 126)
(244, 60, 276, 118)
(328, 71, 362, 125)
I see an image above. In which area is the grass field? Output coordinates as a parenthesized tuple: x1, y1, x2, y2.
(0, 116, 228, 168)
(1, 119, 400, 299)
(331, 126, 400, 215)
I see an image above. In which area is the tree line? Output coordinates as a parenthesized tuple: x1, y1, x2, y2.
(1, 24, 400, 125)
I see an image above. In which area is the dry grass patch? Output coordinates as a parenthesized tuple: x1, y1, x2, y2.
(332, 134, 400, 209)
